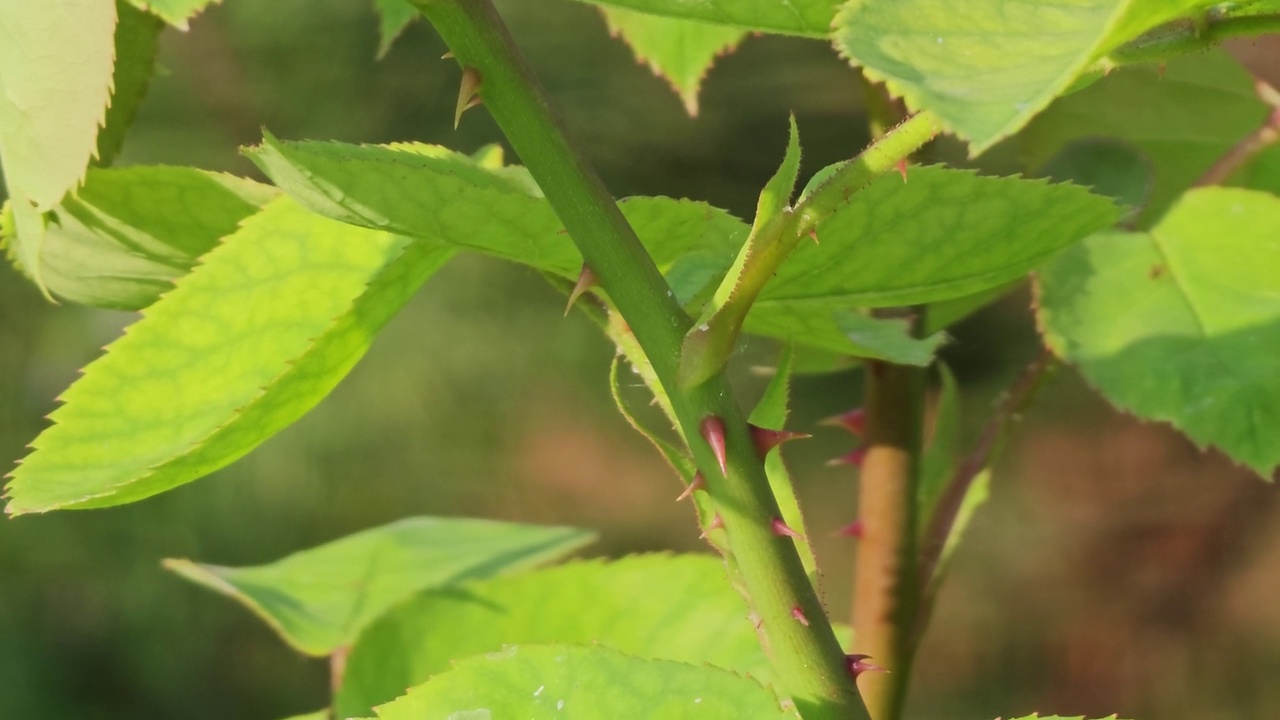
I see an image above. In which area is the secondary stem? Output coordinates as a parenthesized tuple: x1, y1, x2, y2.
(1105, 12, 1280, 67)
(413, 1, 871, 717)
(1194, 105, 1280, 187)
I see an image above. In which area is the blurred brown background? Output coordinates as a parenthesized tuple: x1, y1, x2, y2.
(1, 1, 1277, 718)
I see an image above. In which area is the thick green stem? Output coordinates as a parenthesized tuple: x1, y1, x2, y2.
(851, 349, 925, 720)
(413, 1, 869, 717)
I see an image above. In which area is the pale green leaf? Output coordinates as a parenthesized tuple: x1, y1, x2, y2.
(570, 0, 836, 37)
(1022, 50, 1275, 224)
(752, 165, 1118, 313)
(165, 517, 595, 656)
(833, 0, 1217, 153)
(365, 645, 797, 720)
(97, 2, 164, 167)
(1037, 187, 1280, 477)
(126, 0, 219, 28)
(335, 554, 766, 717)
(4, 199, 454, 513)
(602, 7, 744, 115)
(33, 166, 277, 310)
(374, 0, 419, 58)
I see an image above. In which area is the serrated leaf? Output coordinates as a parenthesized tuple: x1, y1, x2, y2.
(601, 6, 745, 116)
(570, 0, 835, 37)
(365, 645, 797, 720)
(126, 0, 219, 28)
(248, 136, 745, 302)
(34, 166, 277, 310)
(1037, 187, 1280, 477)
(97, 2, 164, 167)
(833, 0, 1217, 153)
(335, 554, 767, 717)
(4, 199, 454, 514)
(1022, 50, 1276, 224)
(748, 166, 1118, 341)
(374, 0, 419, 59)
(165, 517, 595, 656)
(0, 0, 117, 293)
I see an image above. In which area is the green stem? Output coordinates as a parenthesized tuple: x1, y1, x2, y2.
(1103, 12, 1280, 67)
(413, 1, 868, 717)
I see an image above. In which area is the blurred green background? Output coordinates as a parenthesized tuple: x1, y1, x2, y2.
(2, 1, 1279, 718)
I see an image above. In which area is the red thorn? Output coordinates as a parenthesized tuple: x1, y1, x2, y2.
(676, 472, 706, 502)
(771, 517, 802, 540)
(564, 264, 598, 316)
(895, 158, 909, 182)
(700, 416, 728, 475)
(826, 446, 868, 468)
(790, 606, 810, 626)
(808, 227, 819, 245)
(699, 513, 724, 539)
(845, 654, 885, 679)
(836, 519, 864, 539)
(749, 425, 811, 458)
(820, 407, 865, 436)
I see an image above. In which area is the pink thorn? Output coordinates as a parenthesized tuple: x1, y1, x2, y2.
(845, 654, 885, 679)
(700, 416, 728, 475)
(895, 158, 909, 182)
(820, 407, 866, 436)
(836, 519, 864, 539)
(564, 264, 598, 316)
(790, 606, 810, 626)
(699, 513, 725, 539)
(771, 517, 802, 540)
(826, 446, 868, 468)
(676, 472, 706, 502)
(808, 227, 819, 245)
(749, 425, 811, 458)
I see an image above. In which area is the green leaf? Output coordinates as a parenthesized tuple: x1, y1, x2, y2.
(97, 2, 164, 167)
(569, 0, 836, 37)
(4, 199, 454, 514)
(918, 363, 960, 533)
(125, 0, 219, 28)
(1022, 50, 1276, 224)
(0, 0, 117, 292)
(751, 165, 1118, 315)
(165, 517, 595, 656)
(601, 7, 746, 116)
(335, 554, 767, 717)
(248, 136, 745, 301)
(833, 0, 1216, 153)
(374, 0, 420, 58)
(1004, 716, 1126, 720)
(363, 645, 797, 720)
(1037, 187, 1280, 477)
(31, 166, 277, 310)
(279, 711, 328, 720)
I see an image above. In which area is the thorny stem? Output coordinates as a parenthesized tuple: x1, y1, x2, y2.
(913, 349, 1058, 643)
(409, 1, 928, 717)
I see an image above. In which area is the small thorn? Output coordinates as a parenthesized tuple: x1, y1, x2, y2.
(808, 227, 819, 245)
(771, 517, 802, 540)
(441, 50, 454, 60)
(699, 513, 724, 539)
(790, 606, 810, 626)
(820, 407, 865, 436)
(895, 158, 909, 182)
(700, 416, 728, 475)
(749, 425, 810, 458)
(455, 67, 483, 129)
(676, 472, 706, 502)
(826, 446, 867, 468)
(564, 264, 598, 316)
(836, 519, 865, 539)
(845, 654, 885, 679)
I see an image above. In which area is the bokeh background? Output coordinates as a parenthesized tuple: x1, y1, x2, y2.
(2, 1, 1279, 718)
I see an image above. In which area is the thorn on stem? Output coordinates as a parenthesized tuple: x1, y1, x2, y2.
(826, 446, 868, 468)
(675, 472, 706, 502)
(770, 517, 802, 540)
(455, 67, 483, 129)
(844, 654, 885, 679)
(820, 407, 865, 436)
(700, 416, 728, 475)
(836, 519, 864, 539)
(895, 158, 909, 182)
(699, 513, 724, 539)
(790, 606, 810, 626)
(808, 227, 819, 245)
(441, 50, 455, 60)
(564, 264, 598, 316)
(749, 425, 810, 458)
